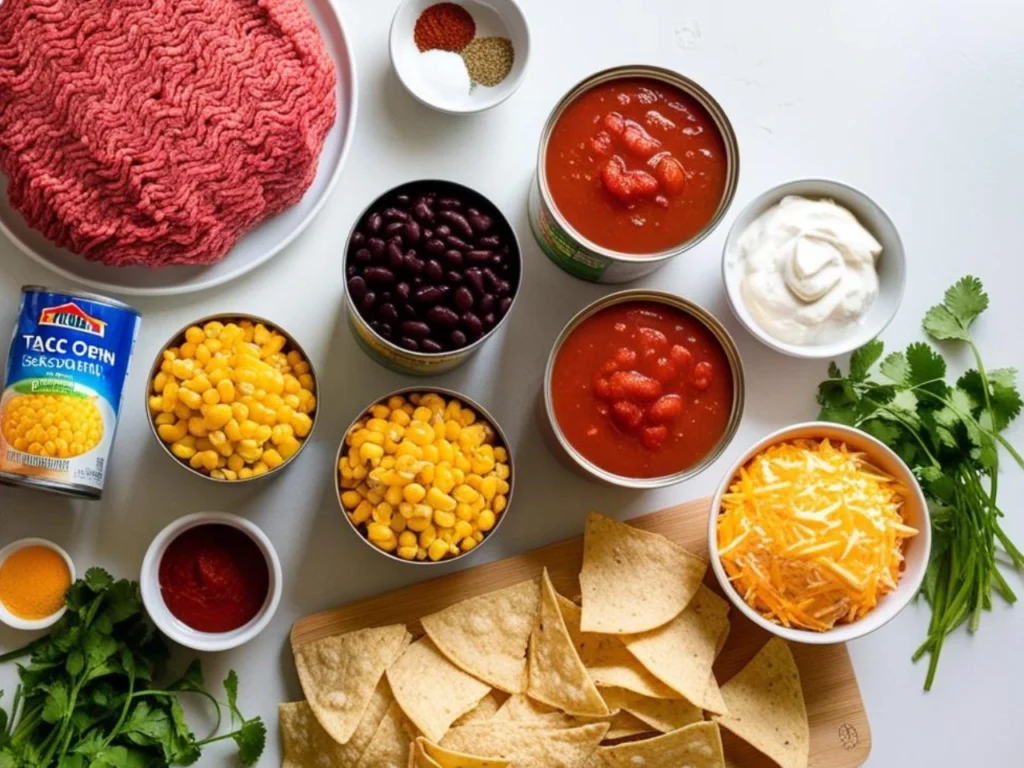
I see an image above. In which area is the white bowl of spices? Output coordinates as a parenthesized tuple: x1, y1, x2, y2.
(0, 538, 75, 631)
(390, 0, 530, 114)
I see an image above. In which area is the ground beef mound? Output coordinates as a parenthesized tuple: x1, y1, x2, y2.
(0, 0, 337, 268)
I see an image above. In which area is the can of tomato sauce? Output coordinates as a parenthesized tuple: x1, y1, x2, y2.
(530, 65, 739, 283)
(542, 289, 744, 488)
(0, 287, 141, 499)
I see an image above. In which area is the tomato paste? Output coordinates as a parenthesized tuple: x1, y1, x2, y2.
(159, 524, 269, 633)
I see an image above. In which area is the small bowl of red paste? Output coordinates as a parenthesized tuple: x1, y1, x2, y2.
(141, 512, 282, 652)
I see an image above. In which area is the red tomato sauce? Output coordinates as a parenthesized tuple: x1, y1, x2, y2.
(545, 77, 728, 255)
(159, 524, 269, 633)
(551, 301, 733, 478)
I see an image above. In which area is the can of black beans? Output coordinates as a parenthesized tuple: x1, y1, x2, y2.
(344, 180, 522, 375)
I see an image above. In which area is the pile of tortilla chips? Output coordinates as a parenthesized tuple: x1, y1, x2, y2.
(282, 512, 811, 767)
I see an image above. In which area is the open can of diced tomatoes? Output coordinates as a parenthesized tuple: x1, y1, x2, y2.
(543, 290, 744, 488)
(530, 65, 739, 283)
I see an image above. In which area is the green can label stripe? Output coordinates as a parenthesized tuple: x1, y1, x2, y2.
(528, 180, 609, 282)
(11, 379, 90, 398)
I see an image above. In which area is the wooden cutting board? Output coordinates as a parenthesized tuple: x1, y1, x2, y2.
(292, 497, 872, 768)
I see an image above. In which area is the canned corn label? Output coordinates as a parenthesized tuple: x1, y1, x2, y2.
(0, 288, 140, 497)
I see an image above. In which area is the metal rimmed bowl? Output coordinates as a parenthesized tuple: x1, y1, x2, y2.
(335, 386, 515, 565)
(708, 422, 931, 645)
(542, 289, 745, 489)
(145, 313, 319, 483)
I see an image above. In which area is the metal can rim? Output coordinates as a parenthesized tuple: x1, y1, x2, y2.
(543, 289, 745, 489)
(342, 179, 524, 364)
(536, 64, 740, 264)
(334, 385, 515, 566)
(144, 312, 320, 484)
(21, 285, 140, 316)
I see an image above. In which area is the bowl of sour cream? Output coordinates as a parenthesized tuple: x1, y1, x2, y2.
(722, 179, 905, 358)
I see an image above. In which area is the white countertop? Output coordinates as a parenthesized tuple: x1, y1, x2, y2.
(1, 0, 1022, 765)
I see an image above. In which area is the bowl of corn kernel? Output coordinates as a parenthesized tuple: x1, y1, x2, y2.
(146, 314, 318, 482)
(337, 388, 514, 564)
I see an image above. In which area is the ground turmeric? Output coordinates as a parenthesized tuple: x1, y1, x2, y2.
(0, 545, 70, 620)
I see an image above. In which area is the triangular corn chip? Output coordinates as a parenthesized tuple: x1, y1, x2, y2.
(599, 687, 702, 733)
(355, 700, 414, 768)
(417, 737, 510, 768)
(600, 720, 726, 767)
(452, 691, 506, 727)
(440, 722, 608, 767)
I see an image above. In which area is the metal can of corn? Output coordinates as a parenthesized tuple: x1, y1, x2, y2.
(0, 286, 141, 499)
(529, 65, 740, 283)
(335, 386, 515, 566)
(541, 289, 745, 489)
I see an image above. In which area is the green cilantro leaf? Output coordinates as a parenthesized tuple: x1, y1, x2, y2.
(39, 681, 69, 725)
(84, 569, 114, 594)
(224, 671, 240, 724)
(861, 419, 902, 446)
(233, 719, 266, 768)
(849, 339, 884, 381)
(879, 351, 909, 384)
(166, 660, 204, 694)
(923, 275, 988, 341)
(906, 342, 946, 388)
(827, 361, 842, 380)
(958, 369, 1022, 431)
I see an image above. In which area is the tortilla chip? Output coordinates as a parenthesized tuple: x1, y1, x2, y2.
(418, 738, 511, 768)
(492, 693, 558, 721)
(580, 513, 707, 634)
(294, 624, 411, 744)
(440, 722, 608, 768)
(388, 637, 492, 743)
(410, 743, 443, 768)
(421, 579, 540, 694)
(600, 687, 702, 734)
(355, 700, 413, 768)
(623, 586, 730, 710)
(714, 639, 809, 768)
(280, 701, 359, 768)
(604, 710, 653, 741)
(557, 595, 679, 699)
(527, 569, 609, 717)
(452, 691, 506, 727)
(599, 721, 726, 768)
(701, 623, 731, 716)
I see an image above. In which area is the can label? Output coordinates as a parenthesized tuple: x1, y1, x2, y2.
(348, 307, 467, 376)
(0, 289, 140, 496)
(528, 179, 611, 282)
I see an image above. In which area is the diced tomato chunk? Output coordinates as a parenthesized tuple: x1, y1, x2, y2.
(590, 130, 614, 156)
(608, 370, 662, 401)
(649, 356, 677, 384)
(648, 394, 683, 423)
(603, 111, 626, 136)
(613, 347, 638, 367)
(621, 121, 662, 159)
(654, 156, 686, 195)
(601, 156, 659, 204)
(612, 401, 644, 431)
(641, 425, 668, 450)
(637, 327, 668, 355)
(670, 344, 693, 366)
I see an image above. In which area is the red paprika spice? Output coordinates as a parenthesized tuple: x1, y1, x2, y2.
(414, 2, 476, 53)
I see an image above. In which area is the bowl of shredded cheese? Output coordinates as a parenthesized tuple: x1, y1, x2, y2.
(709, 422, 930, 644)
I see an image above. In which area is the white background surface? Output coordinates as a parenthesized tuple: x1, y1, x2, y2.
(1, 0, 1022, 765)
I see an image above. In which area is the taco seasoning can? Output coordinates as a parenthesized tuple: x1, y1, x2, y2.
(0, 287, 141, 499)
(529, 65, 740, 284)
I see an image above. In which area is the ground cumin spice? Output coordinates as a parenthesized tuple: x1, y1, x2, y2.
(414, 3, 476, 53)
(0, 545, 71, 620)
(461, 36, 514, 87)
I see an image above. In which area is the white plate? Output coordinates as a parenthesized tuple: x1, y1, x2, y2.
(0, 0, 357, 298)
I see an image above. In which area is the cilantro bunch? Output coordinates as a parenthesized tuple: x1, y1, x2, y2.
(0, 569, 266, 767)
(818, 276, 1023, 689)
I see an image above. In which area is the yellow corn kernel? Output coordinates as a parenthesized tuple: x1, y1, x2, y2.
(480, 475, 498, 501)
(493, 494, 507, 514)
(477, 509, 496, 531)
(433, 466, 455, 495)
(216, 379, 236, 404)
(398, 531, 418, 548)
(187, 416, 207, 438)
(412, 406, 432, 423)
(382, 485, 400, 506)
(397, 546, 417, 561)
(278, 437, 302, 460)
(390, 408, 411, 426)
(497, 463, 510, 480)
(471, 455, 495, 475)
(437, 440, 455, 464)
(406, 516, 431, 533)
(427, 538, 449, 562)
(231, 402, 250, 422)
(453, 453, 472, 473)
(157, 420, 188, 443)
(372, 502, 393, 524)
(177, 388, 202, 410)
(453, 484, 479, 504)
(405, 422, 434, 447)
(160, 381, 179, 412)
(420, 443, 439, 464)
(360, 442, 384, 463)
(403, 483, 426, 504)
(201, 387, 221, 406)
(184, 325, 205, 345)
(148, 395, 164, 413)
(444, 420, 462, 441)
(416, 462, 435, 486)
(224, 419, 242, 442)
(237, 439, 263, 463)
(172, 402, 192, 421)
(350, 500, 373, 525)
(454, 520, 473, 541)
(155, 412, 176, 427)
(433, 509, 456, 529)
(292, 412, 313, 438)
(262, 448, 283, 470)
(251, 461, 269, 477)
(171, 441, 196, 460)
(459, 408, 476, 427)
(203, 404, 232, 430)
(455, 503, 473, 522)
(496, 478, 510, 495)
(460, 537, 478, 553)
(417, 525, 437, 548)
(395, 440, 422, 459)
(238, 467, 254, 480)
(425, 486, 457, 512)
(227, 454, 244, 474)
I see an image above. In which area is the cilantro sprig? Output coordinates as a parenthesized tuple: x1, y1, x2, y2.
(818, 277, 1023, 689)
(0, 569, 266, 767)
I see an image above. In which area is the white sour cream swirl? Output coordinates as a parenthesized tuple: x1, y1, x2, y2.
(733, 196, 882, 345)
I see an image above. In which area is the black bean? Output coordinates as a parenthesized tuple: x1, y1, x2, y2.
(468, 213, 493, 234)
(354, 248, 372, 263)
(380, 291, 392, 303)
(385, 221, 405, 237)
(424, 238, 445, 255)
(346, 264, 357, 278)
(413, 201, 434, 223)
(447, 270, 463, 284)
(454, 286, 474, 312)
(395, 194, 411, 207)
(396, 282, 411, 301)
(351, 231, 366, 247)
(467, 250, 493, 264)
(384, 207, 409, 222)
(387, 242, 404, 269)
(405, 220, 421, 244)
(365, 211, 383, 233)
(496, 279, 511, 296)
(415, 285, 445, 304)
(360, 291, 377, 311)
(421, 339, 443, 353)
(424, 260, 444, 282)
(404, 253, 423, 273)
(423, 228, 433, 239)
(478, 235, 500, 248)
(479, 293, 495, 314)
(401, 303, 418, 318)
(483, 312, 496, 329)
(348, 276, 367, 300)
(401, 321, 431, 338)
(368, 237, 386, 257)
(444, 249, 463, 267)
(370, 321, 392, 339)
(464, 267, 485, 295)
(363, 267, 394, 284)
(435, 224, 451, 238)
(377, 303, 398, 323)
(399, 337, 420, 351)
(438, 198, 462, 210)
(413, 276, 423, 286)
(427, 306, 460, 327)
(439, 210, 473, 238)
(462, 312, 483, 335)
(445, 235, 471, 252)
(499, 297, 513, 315)
(450, 330, 467, 347)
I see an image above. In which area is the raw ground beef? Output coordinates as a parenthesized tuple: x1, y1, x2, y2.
(0, 0, 337, 268)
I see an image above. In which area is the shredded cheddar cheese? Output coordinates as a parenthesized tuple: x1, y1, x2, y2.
(717, 438, 918, 631)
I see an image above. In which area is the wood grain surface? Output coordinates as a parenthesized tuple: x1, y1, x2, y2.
(292, 497, 871, 768)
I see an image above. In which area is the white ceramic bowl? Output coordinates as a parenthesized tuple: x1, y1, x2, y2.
(0, 538, 75, 631)
(140, 512, 282, 652)
(707, 422, 931, 645)
(722, 179, 906, 359)
(390, 0, 529, 114)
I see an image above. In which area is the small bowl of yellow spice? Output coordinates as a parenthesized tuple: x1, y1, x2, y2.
(0, 538, 75, 630)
